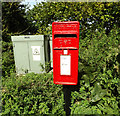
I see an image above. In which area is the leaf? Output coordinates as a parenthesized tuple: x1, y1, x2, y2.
(117, 86, 120, 94)
(90, 83, 107, 102)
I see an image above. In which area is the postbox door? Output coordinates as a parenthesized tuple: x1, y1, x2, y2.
(53, 49, 78, 85)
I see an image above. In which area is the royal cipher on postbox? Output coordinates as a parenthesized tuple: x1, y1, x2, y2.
(52, 21, 79, 85)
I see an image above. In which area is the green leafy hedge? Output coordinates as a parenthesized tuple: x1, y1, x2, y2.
(2, 27, 120, 115)
(2, 41, 15, 77)
(71, 27, 120, 114)
(2, 73, 65, 115)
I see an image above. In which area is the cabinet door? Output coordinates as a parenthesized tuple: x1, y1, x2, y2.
(28, 41, 45, 73)
(13, 42, 30, 74)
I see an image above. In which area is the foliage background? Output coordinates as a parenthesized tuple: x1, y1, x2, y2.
(2, 2, 120, 115)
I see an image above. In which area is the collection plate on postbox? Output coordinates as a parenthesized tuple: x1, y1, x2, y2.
(52, 21, 79, 85)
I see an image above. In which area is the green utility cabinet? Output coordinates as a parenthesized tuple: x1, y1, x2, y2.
(11, 35, 50, 74)
(49, 35, 53, 68)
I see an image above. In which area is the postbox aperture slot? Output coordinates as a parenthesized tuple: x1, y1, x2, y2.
(54, 34, 77, 39)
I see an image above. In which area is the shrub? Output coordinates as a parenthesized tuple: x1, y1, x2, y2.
(71, 27, 120, 114)
(2, 27, 120, 115)
(2, 73, 65, 115)
(2, 41, 15, 77)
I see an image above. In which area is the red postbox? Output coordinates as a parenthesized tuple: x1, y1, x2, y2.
(52, 21, 79, 85)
